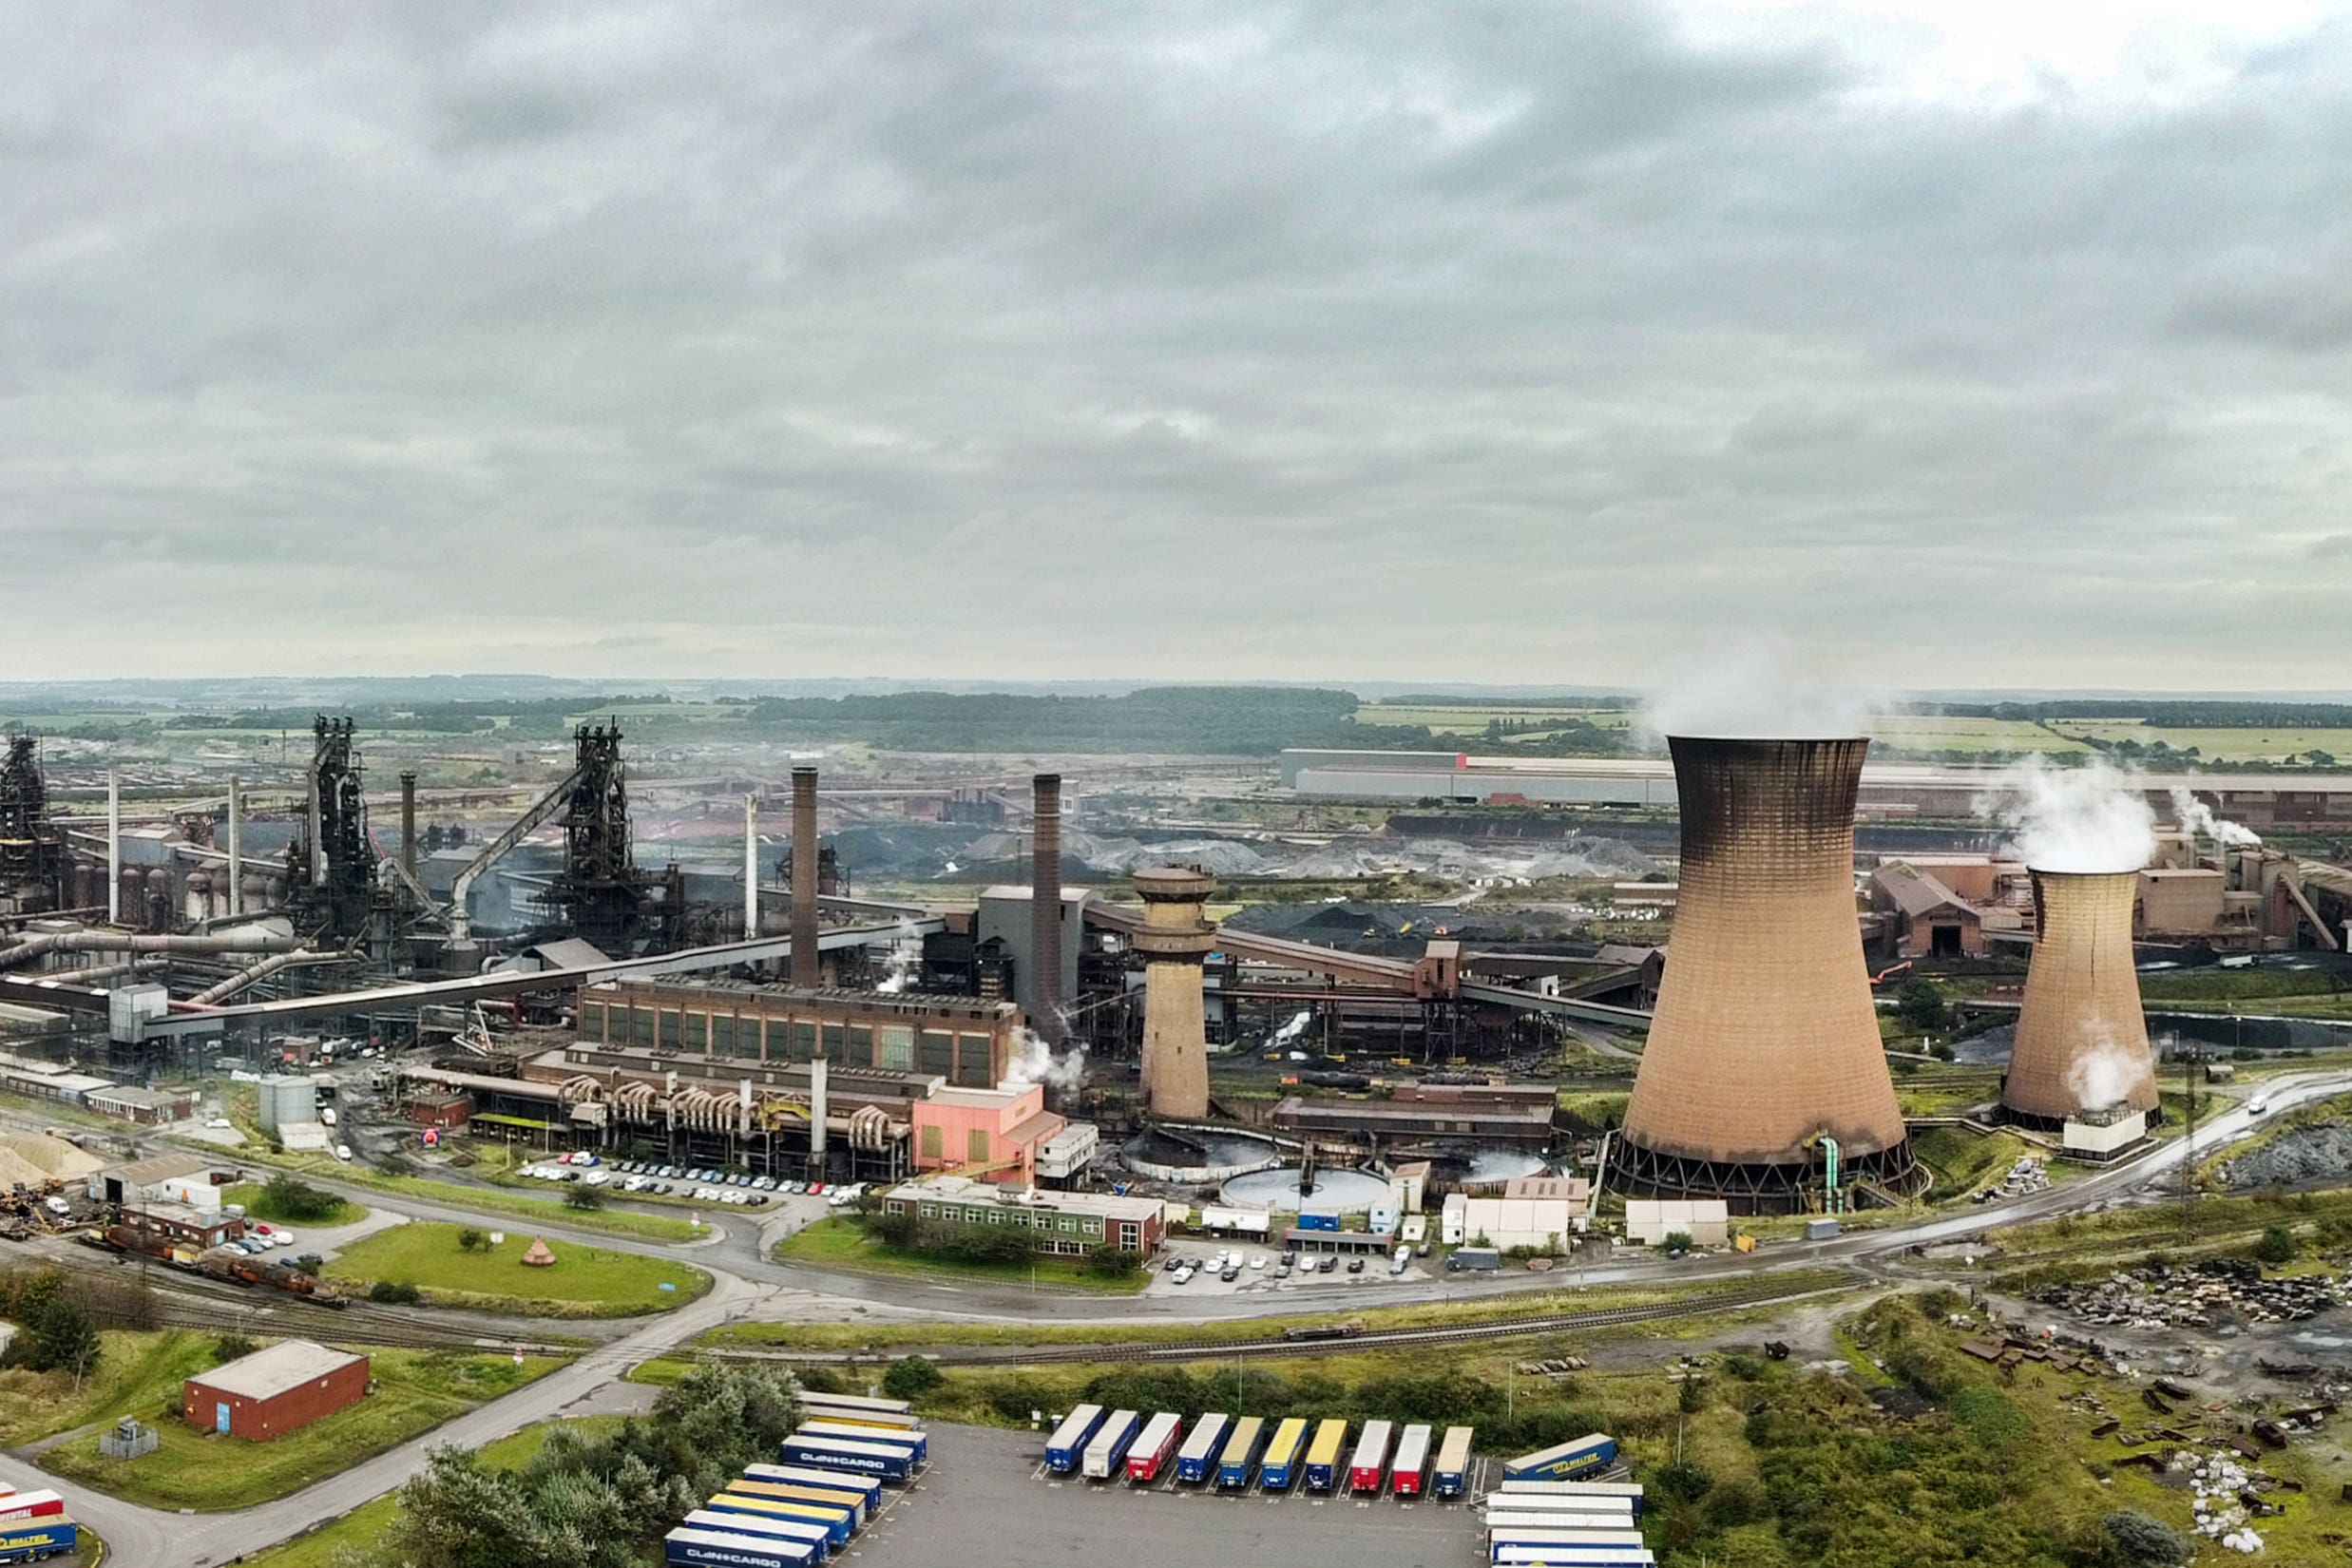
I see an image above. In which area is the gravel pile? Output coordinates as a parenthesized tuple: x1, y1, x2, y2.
(2217, 1119, 2352, 1189)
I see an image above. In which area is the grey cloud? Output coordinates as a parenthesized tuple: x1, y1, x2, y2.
(0, 3, 2347, 684)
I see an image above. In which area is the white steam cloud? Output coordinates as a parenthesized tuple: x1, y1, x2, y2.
(2061, 1017, 2144, 1113)
(2170, 788, 2262, 848)
(1975, 755, 2156, 873)
(874, 920, 921, 994)
(1002, 1026, 1087, 1093)
(1639, 634, 1884, 740)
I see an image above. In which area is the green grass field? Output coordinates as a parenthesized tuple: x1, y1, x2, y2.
(216, 1144, 705, 1242)
(2043, 719, 2352, 764)
(242, 1415, 625, 1567)
(36, 1340, 563, 1511)
(774, 1216, 1148, 1294)
(323, 1222, 709, 1314)
(219, 1180, 366, 1228)
(0, 1329, 217, 1446)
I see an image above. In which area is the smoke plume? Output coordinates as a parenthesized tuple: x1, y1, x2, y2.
(2061, 1018, 2141, 1114)
(1639, 634, 1883, 740)
(1975, 755, 2156, 872)
(2170, 787, 2262, 848)
(1002, 1026, 1086, 1093)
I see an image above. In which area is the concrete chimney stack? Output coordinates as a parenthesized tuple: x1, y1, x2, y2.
(106, 770, 120, 925)
(1134, 866, 1216, 1120)
(399, 771, 418, 879)
(226, 774, 243, 917)
(2001, 868, 2157, 1126)
(1617, 736, 1915, 1214)
(1030, 774, 1064, 1042)
(791, 768, 819, 988)
(743, 792, 759, 939)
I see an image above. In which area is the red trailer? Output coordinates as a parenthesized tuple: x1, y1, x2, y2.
(1125, 1412, 1185, 1483)
(0, 1491, 65, 1522)
(1348, 1420, 1394, 1495)
(1390, 1424, 1432, 1497)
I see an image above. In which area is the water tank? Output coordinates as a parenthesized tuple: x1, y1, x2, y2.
(258, 1075, 318, 1133)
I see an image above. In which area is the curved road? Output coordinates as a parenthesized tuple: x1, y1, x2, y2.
(11, 1069, 2341, 1567)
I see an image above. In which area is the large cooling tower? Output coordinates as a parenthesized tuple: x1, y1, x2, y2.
(2001, 869, 2157, 1126)
(1617, 736, 1915, 1213)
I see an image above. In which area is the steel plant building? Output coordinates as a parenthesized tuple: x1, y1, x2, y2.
(183, 1340, 370, 1441)
(1615, 736, 1918, 1214)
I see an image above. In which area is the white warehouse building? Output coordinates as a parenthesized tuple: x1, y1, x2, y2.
(1442, 1176, 1591, 1252)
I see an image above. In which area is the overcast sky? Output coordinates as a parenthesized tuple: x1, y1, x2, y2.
(3, 2, 2347, 690)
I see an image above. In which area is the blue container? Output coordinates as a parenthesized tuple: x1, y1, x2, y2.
(705, 1493, 854, 1548)
(665, 1525, 817, 1568)
(1298, 1210, 1341, 1233)
(1044, 1403, 1107, 1474)
(1501, 1433, 1617, 1483)
(778, 1434, 915, 1483)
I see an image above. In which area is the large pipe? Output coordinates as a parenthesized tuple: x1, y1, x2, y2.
(106, 771, 120, 925)
(188, 948, 344, 1006)
(791, 769, 819, 988)
(226, 774, 243, 917)
(0, 925, 300, 972)
(744, 792, 759, 940)
(399, 771, 418, 879)
(810, 1055, 828, 1168)
(1031, 773, 1062, 1041)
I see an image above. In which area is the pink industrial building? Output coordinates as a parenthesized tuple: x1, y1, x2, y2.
(910, 1083, 1066, 1181)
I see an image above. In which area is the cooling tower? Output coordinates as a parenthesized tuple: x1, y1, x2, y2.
(2001, 869, 2157, 1127)
(1617, 736, 1916, 1213)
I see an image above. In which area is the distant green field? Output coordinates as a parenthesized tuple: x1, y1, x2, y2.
(2042, 719, 2352, 764)
(1355, 704, 1631, 734)
(1862, 716, 2079, 754)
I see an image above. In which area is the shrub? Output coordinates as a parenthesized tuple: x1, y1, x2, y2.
(211, 1332, 260, 1365)
(2101, 1508, 2191, 1566)
(1661, 1230, 1693, 1254)
(370, 1279, 423, 1304)
(1678, 1377, 1707, 1413)
(881, 1355, 945, 1402)
(293, 1253, 324, 1274)
(564, 1183, 605, 1212)
(2252, 1225, 2297, 1265)
(457, 1227, 489, 1252)
(262, 1172, 344, 1222)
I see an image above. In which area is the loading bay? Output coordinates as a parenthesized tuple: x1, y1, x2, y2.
(840, 1425, 1492, 1568)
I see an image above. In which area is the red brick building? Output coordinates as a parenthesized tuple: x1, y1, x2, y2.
(183, 1340, 370, 1441)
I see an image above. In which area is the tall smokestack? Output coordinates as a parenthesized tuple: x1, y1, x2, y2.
(106, 770, 121, 926)
(743, 792, 759, 939)
(399, 771, 418, 879)
(2002, 869, 2157, 1126)
(226, 774, 242, 917)
(1031, 773, 1063, 1042)
(1617, 736, 1914, 1214)
(791, 768, 819, 988)
(809, 1055, 828, 1169)
(1135, 866, 1215, 1120)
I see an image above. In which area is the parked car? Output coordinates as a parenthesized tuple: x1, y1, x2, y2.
(1346, 1256, 1367, 1273)
(1318, 1253, 1338, 1273)
(334, 1143, 353, 1161)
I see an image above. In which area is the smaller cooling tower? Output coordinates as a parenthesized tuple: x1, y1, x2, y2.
(2001, 868, 2157, 1127)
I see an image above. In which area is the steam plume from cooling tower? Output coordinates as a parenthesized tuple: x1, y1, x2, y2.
(1639, 634, 1883, 741)
(2063, 1020, 2144, 1113)
(2170, 787, 2262, 848)
(1975, 755, 2155, 872)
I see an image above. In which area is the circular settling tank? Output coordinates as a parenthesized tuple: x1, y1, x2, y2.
(1221, 1165, 1394, 1211)
(1443, 1148, 1549, 1184)
(1120, 1128, 1281, 1184)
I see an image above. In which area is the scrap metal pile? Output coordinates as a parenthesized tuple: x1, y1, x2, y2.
(2029, 1259, 2346, 1331)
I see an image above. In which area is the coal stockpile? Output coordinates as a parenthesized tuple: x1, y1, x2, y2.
(2216, 1119, 2352, 1190)
(2031, 1259, 2347, 1330)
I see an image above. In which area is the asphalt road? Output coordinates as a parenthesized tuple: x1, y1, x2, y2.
(5, 1067, 2342, 1566)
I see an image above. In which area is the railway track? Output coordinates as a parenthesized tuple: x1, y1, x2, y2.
(689, 1274, 1854, 1368)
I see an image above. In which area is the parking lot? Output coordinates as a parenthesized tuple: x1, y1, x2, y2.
(1141, 1245, 1434, 1298)
(847, 1425, 1486, 1568)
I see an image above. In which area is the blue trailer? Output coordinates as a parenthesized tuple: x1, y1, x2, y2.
(666, 1524, 819, 1568)
(705, 1492, 854, 1548)
(1258, 1416, 1310, 1491)
(777, 1434, 916, 1483)
(798, 1421, 927, 1465)
(1216, 1416, 1268, 1488)
(1045, 1403, 1107, 1474)
(1176, 1412, 1230, 1484)
(1487, 1527, 1650, 1566)
(0, 1519, 77, 1565)
(1491, 1548, 1655, 1568)
(684, 1509, 831, 1560)
(740, 1465, 878, 1521)
(1433, 1425, 1474, 1498)
(723, 1481, 863, 1535)
(1501, 1433, 1616, 1482)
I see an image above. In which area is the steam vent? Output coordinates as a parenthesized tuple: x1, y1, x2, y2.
(1133, 865, 1216, 1121)
(1617, 736, 1918, 1214)
(2001, 869, 2157, 1129)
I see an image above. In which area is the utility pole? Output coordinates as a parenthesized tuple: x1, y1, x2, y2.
(2180, 1042, 2202, 1249)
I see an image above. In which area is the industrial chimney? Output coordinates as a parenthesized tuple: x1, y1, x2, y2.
(1030, 773, 1063, 1042)
(2001, 869, 2157, 1128)
(399, 771, 419, 879)
(1134, 866, 1216, 1120)
(791, 768, 819, 989)
(1617, 736, 1915, 1214)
